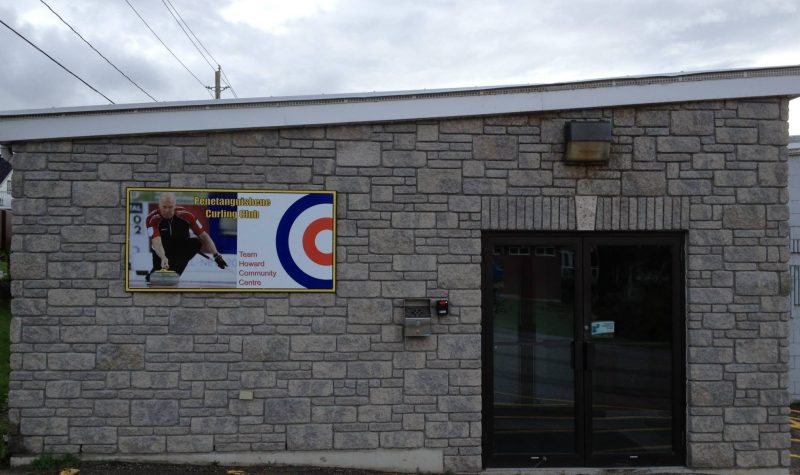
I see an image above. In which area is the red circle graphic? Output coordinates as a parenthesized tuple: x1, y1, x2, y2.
(302, 217, 333, 266)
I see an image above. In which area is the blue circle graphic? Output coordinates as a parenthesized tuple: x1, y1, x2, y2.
(276, 193, 334, 289)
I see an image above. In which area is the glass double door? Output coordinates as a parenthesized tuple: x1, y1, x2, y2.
(482, 233, 684, 468)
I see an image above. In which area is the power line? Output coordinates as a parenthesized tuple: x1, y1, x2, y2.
(0, 17, 114, 104)
(165, 0, 218, 65)
(161, 0, 214, 71)
(124, 0, 212, 98)
(39, 0, 157, 102)
(220, 66, 238, 99)
(163, 0, 238, 98)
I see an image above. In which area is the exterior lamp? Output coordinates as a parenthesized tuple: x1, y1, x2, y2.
(564, 121, 612, 163)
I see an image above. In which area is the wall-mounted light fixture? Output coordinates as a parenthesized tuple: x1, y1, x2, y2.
(564, 121, 612, 163)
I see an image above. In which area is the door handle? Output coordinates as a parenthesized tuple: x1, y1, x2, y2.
(583, 341, 595, 371)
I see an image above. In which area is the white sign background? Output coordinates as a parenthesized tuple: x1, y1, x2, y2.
(237, 192, 334, 290)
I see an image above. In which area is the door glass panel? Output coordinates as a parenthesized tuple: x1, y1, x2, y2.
(491, 244, 576, 455)
(588, 244, 674, 456)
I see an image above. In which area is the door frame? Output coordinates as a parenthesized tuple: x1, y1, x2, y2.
(481, 231, 686, 469)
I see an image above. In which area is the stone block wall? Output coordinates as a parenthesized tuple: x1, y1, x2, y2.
(6, 96, 792, 471)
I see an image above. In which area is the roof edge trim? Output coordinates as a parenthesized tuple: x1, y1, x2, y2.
(2, 65, 800, 143)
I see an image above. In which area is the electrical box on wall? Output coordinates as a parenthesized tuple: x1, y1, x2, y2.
(403, 298, 432, 337)
(436, 298, 448, 316)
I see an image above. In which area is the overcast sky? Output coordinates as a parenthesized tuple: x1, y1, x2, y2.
(1, 0, 799, 133)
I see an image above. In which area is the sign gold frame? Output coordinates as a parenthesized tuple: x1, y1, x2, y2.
(125, 187, 336, 293)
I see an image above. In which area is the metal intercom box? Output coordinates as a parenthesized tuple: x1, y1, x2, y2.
(403, 298, 432, 337)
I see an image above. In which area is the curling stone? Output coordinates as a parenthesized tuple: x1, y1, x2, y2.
(149, 269, 180, 286)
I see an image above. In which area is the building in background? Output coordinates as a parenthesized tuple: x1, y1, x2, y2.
(0, 158, 13, 208)
(0, 154, 13, 253)
(788, 136, 800, 399)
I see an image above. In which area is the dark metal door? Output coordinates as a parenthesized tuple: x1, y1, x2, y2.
(482, 233, 685, 468)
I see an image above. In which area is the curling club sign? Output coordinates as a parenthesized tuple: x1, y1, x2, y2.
(125, 188, 335, 292)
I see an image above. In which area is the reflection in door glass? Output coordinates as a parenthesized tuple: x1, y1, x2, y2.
(589, 245, 673, 456)
(491, 245, 576, 455)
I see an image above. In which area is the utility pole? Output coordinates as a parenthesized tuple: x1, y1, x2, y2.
(215, 66, 221, 99)
(207, 65, 229, 99)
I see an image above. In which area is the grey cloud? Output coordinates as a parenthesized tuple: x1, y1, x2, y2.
(1, 0, 799, 136)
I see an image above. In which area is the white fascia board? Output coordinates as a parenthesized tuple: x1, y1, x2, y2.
(1, 74, 799, 143)
(0, 86, 521, 117)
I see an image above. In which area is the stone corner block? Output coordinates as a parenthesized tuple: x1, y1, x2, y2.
(10, 253, 46, 280)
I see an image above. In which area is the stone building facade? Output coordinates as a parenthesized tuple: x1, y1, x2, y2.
(1, 68, 798, 473)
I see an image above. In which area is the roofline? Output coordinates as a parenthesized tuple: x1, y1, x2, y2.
(2, 65, 800, 143)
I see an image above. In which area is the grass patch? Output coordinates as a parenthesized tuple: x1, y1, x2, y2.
(0, 251, 8, 277)
(30, 453, 80, 473)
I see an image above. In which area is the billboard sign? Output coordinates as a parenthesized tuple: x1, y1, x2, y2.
(126, 188, 336, 292)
